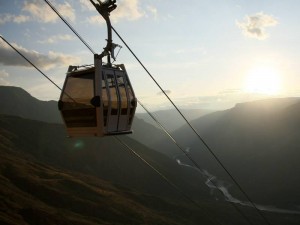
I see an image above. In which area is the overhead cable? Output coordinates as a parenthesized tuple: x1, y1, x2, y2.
(44, 0, 95, 55)
(0, 36, 76, 102)
(115, 136, 222, 225)
(40, 2, 271, 224)
(0, 36, 62, 92)
(0, 34, 222, 225)
(137, 100, 254, 225)
(111, 26, 271, 225)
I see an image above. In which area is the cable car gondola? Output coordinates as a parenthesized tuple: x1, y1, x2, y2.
(58, 0, 137, 137)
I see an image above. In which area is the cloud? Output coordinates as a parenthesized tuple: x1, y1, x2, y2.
(38, 34, 75, 44)
(0, 70, 10, 85)
(113, 0, 144, 22)
(218, 89, 242, 95)
(0, 14, 30, 25)
(237, 12, 278, 40)
(87, 15, 103, 25)
(0, 14, 12, 25)
(14, 14, 31, 23)
(80, 0, 95, 11)
(157, 90, 172, 95)
(0, 1, 76, 25)
(174, 47, 206, 55)
(57, 2, 76, 22)
(146, 5, 158, 19)
(0, 41, 80, 70)
(22, 0, 76, 23)
(86, 0, 146, 24)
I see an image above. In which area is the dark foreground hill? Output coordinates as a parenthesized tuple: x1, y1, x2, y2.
(1, 140, 204, 225)
(3, 118, 300, 225)
(0, 114, 209, 200)
(0, 115, 265, 225)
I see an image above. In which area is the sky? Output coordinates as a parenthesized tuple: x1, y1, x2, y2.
(1, 0, 300, 111)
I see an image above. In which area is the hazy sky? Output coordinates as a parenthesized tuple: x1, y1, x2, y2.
(1, 0, 300, 110)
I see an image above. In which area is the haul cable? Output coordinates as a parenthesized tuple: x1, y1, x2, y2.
(40, 2, 271, 224)
(0, 34, 222, 225)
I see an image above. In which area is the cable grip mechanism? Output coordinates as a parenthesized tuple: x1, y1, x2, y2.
(90, 0, 119, 65)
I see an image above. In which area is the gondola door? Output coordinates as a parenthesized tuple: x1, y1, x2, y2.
(104, 70, 119, 133)
(116, 71, 129, 131)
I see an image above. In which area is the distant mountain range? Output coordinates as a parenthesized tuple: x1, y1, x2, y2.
(137, 108, 212, 132)
(171, 97, 300, 209)
(0, 86, 205, 150)
(0, 86, 62, 124)
(1, 85, 300, 224)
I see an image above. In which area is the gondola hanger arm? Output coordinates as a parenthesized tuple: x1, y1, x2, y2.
(90, 0, 118, 64)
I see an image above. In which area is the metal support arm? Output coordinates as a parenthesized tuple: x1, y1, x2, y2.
(90, 0, 117, 65)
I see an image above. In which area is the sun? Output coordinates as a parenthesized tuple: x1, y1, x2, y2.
(244, 66, 282, 95)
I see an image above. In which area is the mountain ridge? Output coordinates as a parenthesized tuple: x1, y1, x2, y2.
(171, 96, 300, 208)
(0, 86, 62, 124)
(1, 86, 300, 224)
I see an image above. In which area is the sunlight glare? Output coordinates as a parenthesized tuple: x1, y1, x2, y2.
(244, 67, 282, 95)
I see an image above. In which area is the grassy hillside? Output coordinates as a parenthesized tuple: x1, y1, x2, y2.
(0, 115, 257, 225)
(0, 145, 206, 225)
(0, 115, 206, 199)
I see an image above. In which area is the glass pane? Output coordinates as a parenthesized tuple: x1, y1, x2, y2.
(62, 72, 94, 109)
(102, 73, 108, 126)
(61, 70, 96, 127)
(127, 82, 134, 104)
(117, 74, 128, 115)
(126, 79, 136, 124)
(107, 74, 118, 115)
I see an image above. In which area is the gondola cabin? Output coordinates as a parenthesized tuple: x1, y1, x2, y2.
(58, 54, 137, 137)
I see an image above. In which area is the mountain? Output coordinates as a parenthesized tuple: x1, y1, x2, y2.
(1, 86, 300, 224)
(0, 86, 208, 156)
(3, 120, 298, 225)
(0, 88, 218, 224)
(171, 98, 300, 209)
(132, 109, 213, 155)
(137, 108, 212, 132)
(0, 86, 62, 124)
(1, 137, 209, 225)
(0, 114, 211, 200)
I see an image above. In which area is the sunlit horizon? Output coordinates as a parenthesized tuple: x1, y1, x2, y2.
(243, 66, 282, 95)
(1, 1, 300, 113)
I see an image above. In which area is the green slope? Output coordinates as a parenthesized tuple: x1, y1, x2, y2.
(0, 146, 201, 225)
